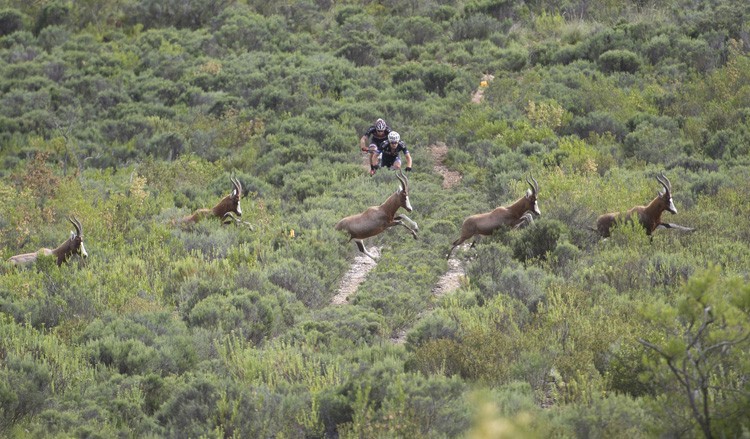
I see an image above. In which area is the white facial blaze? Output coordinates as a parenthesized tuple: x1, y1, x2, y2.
(79, 242, 88, 258)
(236, 201, 242, 216)
(668, 197, 676, 214)
(404, 195, 412, 212)
(533, 200, 541, 216)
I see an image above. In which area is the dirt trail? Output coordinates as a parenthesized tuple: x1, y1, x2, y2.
(429, 142, 462, 189)
(427, 75, 491, 298)
(432, 250, 466, 297)
(332, 246, 379, 305)
(471, 73, 495, 104)
(388, 146, 467, 345)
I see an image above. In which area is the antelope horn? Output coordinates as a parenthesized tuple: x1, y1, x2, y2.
(68, 216, 82, 236)
(656, 172, 670, 194)
(396, 169, 407, 190)
(231, 177, 242, 196)
(526, 173, 539, 194)
(660, 171, 672, 191)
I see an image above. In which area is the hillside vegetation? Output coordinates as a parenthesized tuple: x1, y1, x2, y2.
(1, 0, 750, 437)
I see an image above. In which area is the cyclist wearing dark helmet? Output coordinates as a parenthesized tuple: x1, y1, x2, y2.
(372, 131, 412, 176)
(359, 118, 392, 175)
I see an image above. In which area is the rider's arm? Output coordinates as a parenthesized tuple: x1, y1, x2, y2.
(405, 151, 412, 168)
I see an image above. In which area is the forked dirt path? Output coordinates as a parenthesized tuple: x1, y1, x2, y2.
(339, 76, 488, 328)
(388, 145, 468, 344)
(425, 73, 491, 300)
(429, 142, 466, 300)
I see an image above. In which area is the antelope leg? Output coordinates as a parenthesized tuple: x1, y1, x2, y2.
(390, 220, 418, 239)
(222, 212, 241, 225)
(395, 214, 419, 231)
(355, 239, 378, 261)
(513, 212, 535, 229)
(657, 223, 695, 232)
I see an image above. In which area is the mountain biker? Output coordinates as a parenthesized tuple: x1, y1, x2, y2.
(359, 118, 391, 176)
(373, 131, 412, 175)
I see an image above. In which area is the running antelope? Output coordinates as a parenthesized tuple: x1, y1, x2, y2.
(8, 216, 88, 267)
(181, 177, 243, 225)
(334, 170, 418, 261)
(595, 172, 694, 238)
(447, 174, 540, 259)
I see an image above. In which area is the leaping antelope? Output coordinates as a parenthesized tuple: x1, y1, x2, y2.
(181, 177, 243, 225)
(595, 172, 694, 238)
(447, 174, 540, 259)
(8, 216, 88, 267)
(334, 170, 418, 261)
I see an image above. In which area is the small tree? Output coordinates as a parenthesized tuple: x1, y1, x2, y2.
(638, 267, 750, 438)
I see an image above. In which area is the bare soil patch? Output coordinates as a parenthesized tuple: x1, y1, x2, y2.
(432, 251, 466, 297)
(429, 142, 462, 189)
(332, 246, 379, 305)
(471, 73, 495, 104)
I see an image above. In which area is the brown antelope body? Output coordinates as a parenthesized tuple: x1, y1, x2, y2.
(334, 170, 418, 261)
(8, 217, 88, 267)
(596, 172, 694, 238)
(448, 175, 540, 259)
(181, 177, 243, 225)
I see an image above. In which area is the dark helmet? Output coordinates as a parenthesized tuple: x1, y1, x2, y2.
(375, 118, 387, 131)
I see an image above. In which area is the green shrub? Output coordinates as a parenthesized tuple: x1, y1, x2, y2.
(0, 354, 52, 433)
(553, 43, 584, 65)
(565, 111, 628, 141)
(123, 0, 229, 30)
(451, 14, 502, 41)
(33, 2, 69, 36)
(598, 50, 641, 73)
(643, 34, 672, 65)
(268, 258, 326, 308)
(81, 313, 198, 375)
(397, 16, 441, 46)
(674, 36, 718, 73)
(188, 289, 279, 344)
(37, 25, 69, 51)
(497, 46, 528, 72)
(156, 375, 223, 437)
(566, 393, 652, 438)
(0, 9, 26, 36)
(688, 172, 730, 196)
(405, 312, 459, 351)
(510, 219, 566, 263)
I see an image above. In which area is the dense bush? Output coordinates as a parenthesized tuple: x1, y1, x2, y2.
(0, 9, 25, 37)
(0, 355, 52, 434)
(597, 49, 641, 73)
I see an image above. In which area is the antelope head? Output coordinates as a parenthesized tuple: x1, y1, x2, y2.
(525, 174, 541, 216)
(63, 216, 88, 264)
(396, 169, 412, 212)
(656, 172, 676, 215)
(215, 177, 243, 220)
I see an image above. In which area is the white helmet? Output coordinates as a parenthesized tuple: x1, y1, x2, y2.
(388, 131, 400, 143)
(375, 118, 387, 131)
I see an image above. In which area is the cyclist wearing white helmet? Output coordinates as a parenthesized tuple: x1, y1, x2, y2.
(359, 118, 392, 175)
(372, 131, 412, 176)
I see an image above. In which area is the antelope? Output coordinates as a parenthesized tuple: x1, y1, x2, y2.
(447, 174, 540, 259)
(8, 216, 88, 267)
(181, 177, 243, 225)
(334, 170, 418, 261)
(595, 172, 694, 238)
